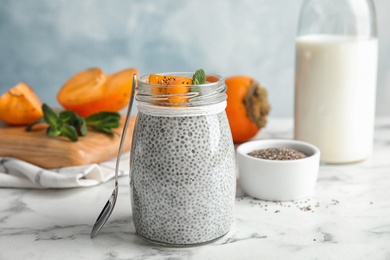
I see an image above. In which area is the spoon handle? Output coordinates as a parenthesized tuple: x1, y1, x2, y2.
(114, 74, 137, 187)
(90, 73, 137, 238)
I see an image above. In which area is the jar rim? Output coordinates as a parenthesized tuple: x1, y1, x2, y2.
(138, 72, 225, 87)
(136, 72, 227, 108)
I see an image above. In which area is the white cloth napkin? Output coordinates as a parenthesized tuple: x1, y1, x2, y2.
(0, 153, 130, 189)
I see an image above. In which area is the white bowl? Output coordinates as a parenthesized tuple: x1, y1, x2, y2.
(236, 139, 320, 201)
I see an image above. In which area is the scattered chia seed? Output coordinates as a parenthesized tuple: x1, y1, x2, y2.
(244, 197, 341, 213)
(248, 147, 307, 160)
(300, 205, 312, 211)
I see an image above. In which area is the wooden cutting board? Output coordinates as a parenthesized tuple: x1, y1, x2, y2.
(0, 116, 136, 169)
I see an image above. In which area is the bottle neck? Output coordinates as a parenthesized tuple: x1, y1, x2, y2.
(297, 0, 377, 38)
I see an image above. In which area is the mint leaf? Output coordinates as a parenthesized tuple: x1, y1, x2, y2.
(192, 69, 206, 85)
(60, 110, 88, 136)
(42, 104, 62, 128)
(85, 111, 121, 134)
(26, 103, 121, 141)
(78, 119, 88, 136)
(61, 125, 78, 142)
(85, 111, 120, 124)
(47, 125, 62, 137)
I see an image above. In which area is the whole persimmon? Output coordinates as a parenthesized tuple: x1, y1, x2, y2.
(57, 67, 138, 117)
(0, 82, 43, 125)
(225, 75, 270, 143)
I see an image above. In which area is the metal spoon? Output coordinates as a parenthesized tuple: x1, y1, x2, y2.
(90, 73, 137, 238)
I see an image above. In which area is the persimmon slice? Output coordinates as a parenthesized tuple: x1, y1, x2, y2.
(167, 78, 191, 103)
(0, 82, 43, 125)
(206, 75, 219, 83)
(148, 74, 192, 103)
(57, 67, 138, 117)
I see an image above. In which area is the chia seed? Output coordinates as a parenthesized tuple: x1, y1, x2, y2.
(248, 147, 307, 160)
(130, 112, 236, 246)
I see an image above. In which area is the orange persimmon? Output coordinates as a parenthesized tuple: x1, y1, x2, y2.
(225, 75, 270, 143)
(57, 67, 138, 117)
(206, 75, 219, 83)
(167, 77, 191, 103)
(148, 74, 192, 104)
(0, 82, 43, 125)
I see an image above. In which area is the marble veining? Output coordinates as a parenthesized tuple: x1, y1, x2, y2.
(1, 118, 390, 259)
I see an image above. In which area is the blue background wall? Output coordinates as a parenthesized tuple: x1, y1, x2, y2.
(1, 0, 389, 117)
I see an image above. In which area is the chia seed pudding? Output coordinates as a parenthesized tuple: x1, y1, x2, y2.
(130, 112, 236, 245)
(129, 72, 236, 246)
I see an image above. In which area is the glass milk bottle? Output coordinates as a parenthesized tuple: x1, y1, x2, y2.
(294, 0, 378, 164)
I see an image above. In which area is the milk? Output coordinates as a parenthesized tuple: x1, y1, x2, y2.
(294, 35, 378, 163)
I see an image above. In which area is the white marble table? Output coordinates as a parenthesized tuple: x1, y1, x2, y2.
(1, 118, 390, 260)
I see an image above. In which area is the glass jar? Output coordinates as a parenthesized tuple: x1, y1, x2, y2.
(130, 72, 236, 246)
(294, 0, 378, 164)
